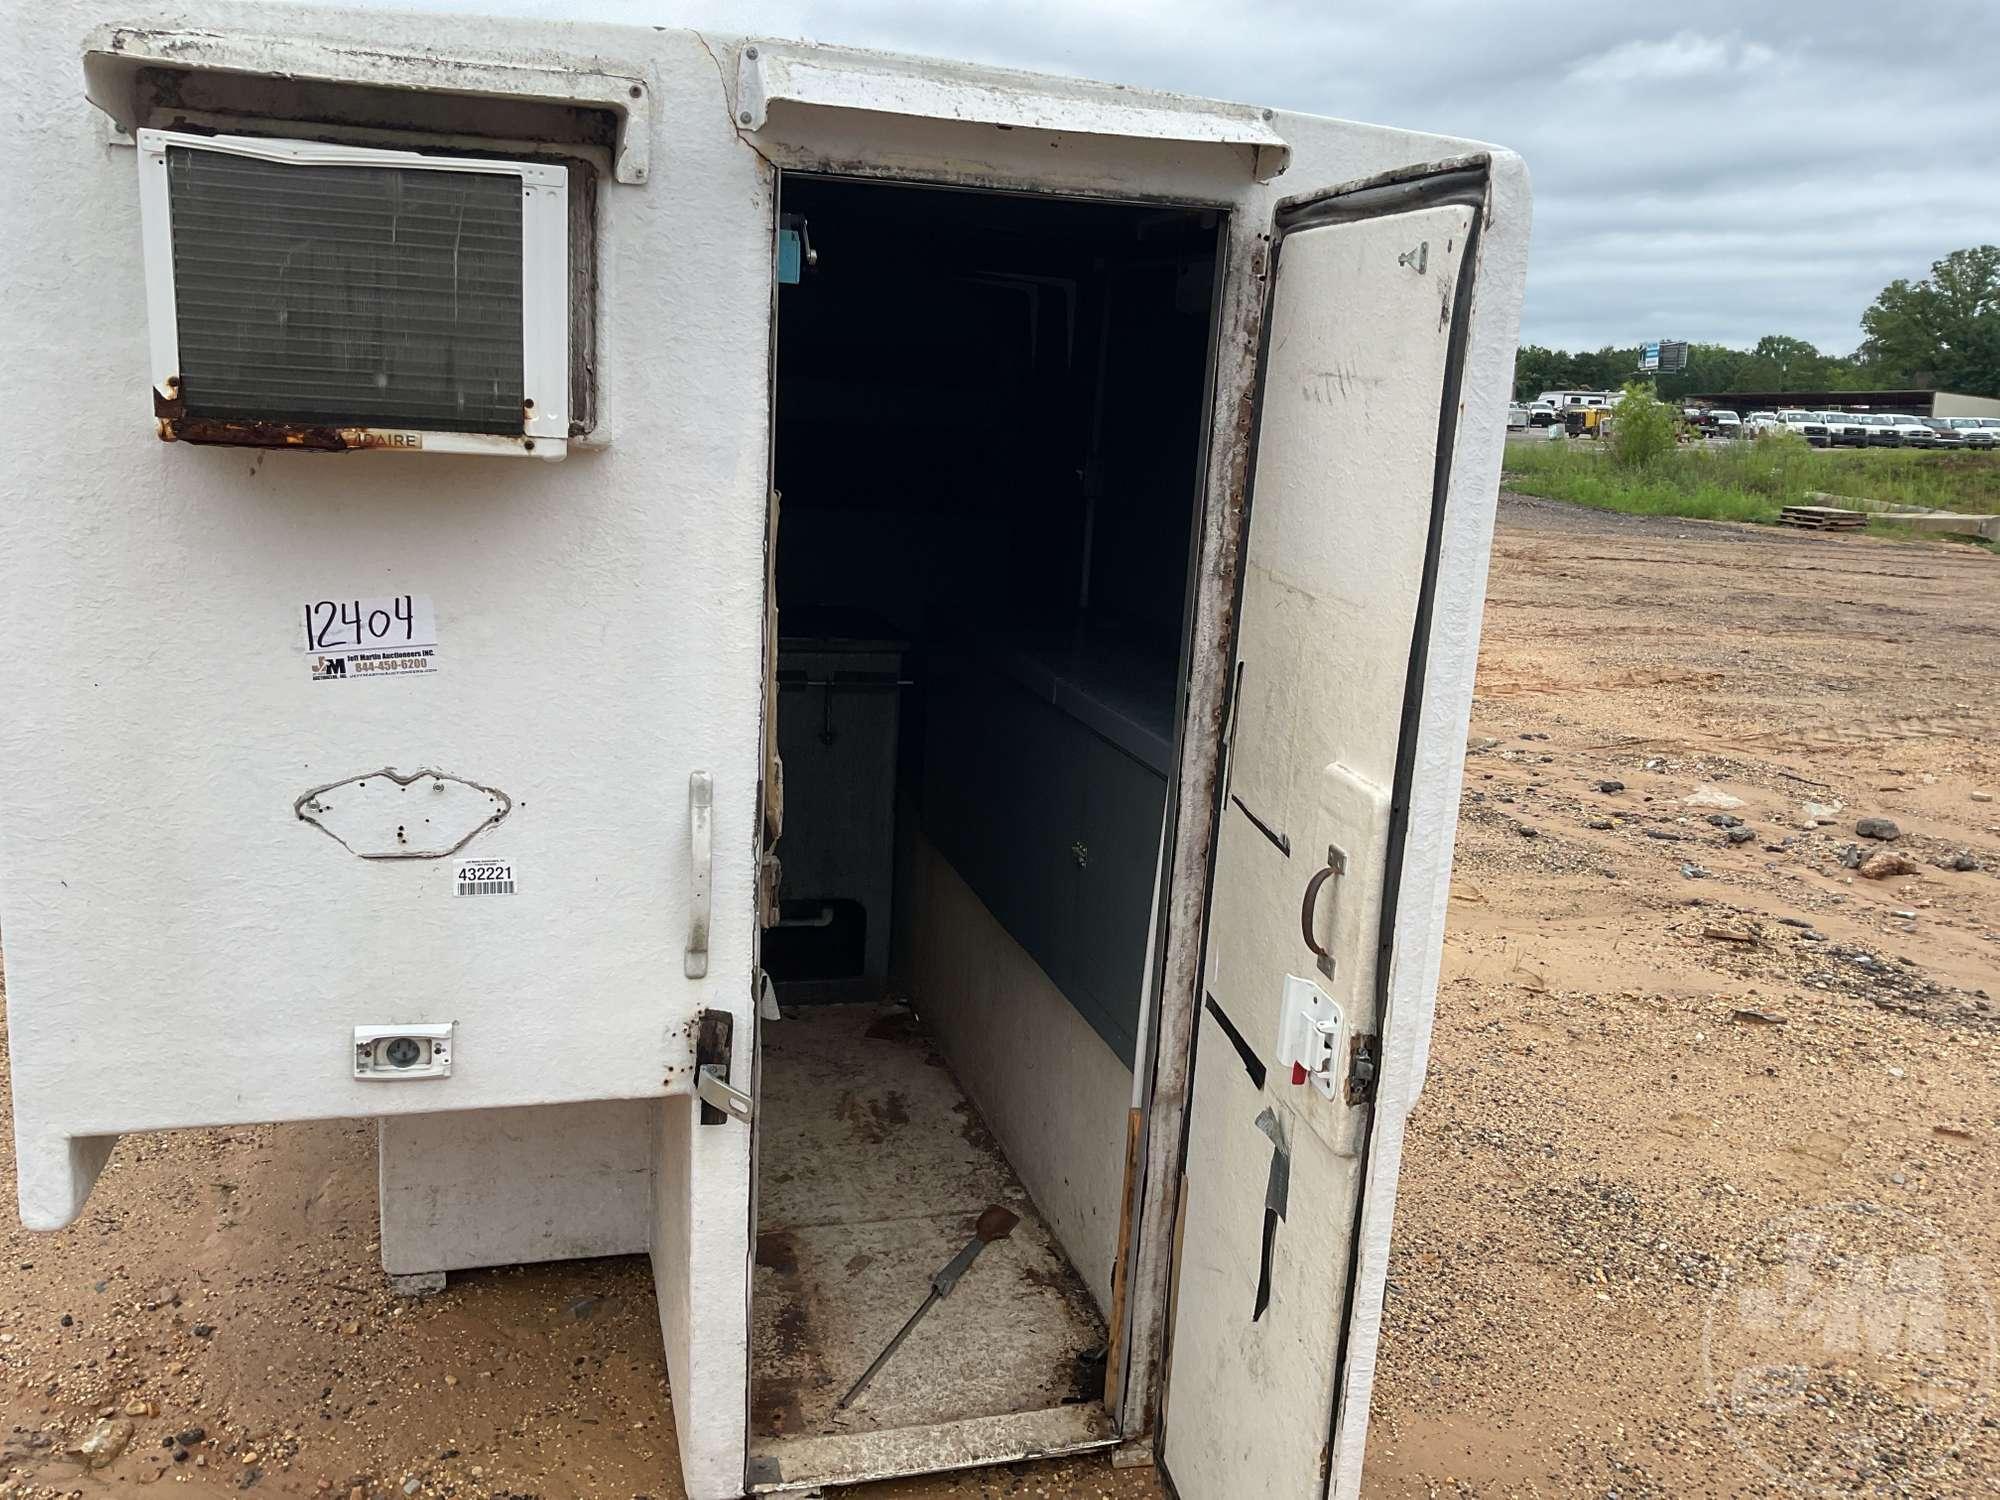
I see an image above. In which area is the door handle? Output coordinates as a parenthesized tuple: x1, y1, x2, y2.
(686, 771, 713, 979)
(697, 1064, 753, 1122)
(1299, 844, 1348, 980)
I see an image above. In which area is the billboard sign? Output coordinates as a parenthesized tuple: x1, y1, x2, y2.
(1639, 340, 1689, 373)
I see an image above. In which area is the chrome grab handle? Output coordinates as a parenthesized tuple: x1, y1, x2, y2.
(686, 771, 713, 979)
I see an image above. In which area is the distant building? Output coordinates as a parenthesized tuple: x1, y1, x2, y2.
(1933, 391, 2000, 419)
(1684, 388, 2000, 417)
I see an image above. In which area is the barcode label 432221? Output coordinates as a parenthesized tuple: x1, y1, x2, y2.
(454, 858, 516, 897)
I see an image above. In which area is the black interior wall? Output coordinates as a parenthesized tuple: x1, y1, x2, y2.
(773, 176, 1217, 655)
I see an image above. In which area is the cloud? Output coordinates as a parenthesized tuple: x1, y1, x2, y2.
(322, 0, 2000, 353)
(1566, 31, 1778, 87)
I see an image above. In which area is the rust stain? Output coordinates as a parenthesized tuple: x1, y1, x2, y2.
(833, 1087, 910, 1145)
(752, 1301, 816, 1439)
(864, 1006, 951, 1069)
(163, 416, 422, 451)
(863, 1010, 920, 1043)
(154, 380, 433, 452)
(751, 1374, 805, 1437)
(952, 1098, 1005, 1161)
(754, 1229, 799, 1276)
(770, 1302, 812, 1362)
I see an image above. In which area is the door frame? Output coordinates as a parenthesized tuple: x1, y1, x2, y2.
(750, 162, 1243, 1468)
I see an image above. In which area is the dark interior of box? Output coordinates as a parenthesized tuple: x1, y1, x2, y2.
(768, 174, 1217, 1058)
(753, 176, 1216, 1471)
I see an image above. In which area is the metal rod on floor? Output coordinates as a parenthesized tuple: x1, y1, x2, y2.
(835, 1205, 1020, 1410)
(835, 1288, 940, 1411)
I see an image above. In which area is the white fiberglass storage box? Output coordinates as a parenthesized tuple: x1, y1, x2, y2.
(0, 6, 1528, 1498)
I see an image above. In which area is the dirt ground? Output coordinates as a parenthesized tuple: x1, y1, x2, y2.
(3, 493, 1996, 1500)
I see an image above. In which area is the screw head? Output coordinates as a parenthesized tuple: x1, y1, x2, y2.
(745, 45, 759, 59)
(739, 110, 753, 125)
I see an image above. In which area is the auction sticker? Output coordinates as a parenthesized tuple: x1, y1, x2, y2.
(454, 858, 516, 897)
(303, 593, 438, 681)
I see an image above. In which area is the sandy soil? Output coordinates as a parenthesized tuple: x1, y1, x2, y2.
(3, 494, 1995, 1499)
(1364, 496, 2000, 1500)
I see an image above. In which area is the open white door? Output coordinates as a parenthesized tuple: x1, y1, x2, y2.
(1159, 165, 1489, 1499)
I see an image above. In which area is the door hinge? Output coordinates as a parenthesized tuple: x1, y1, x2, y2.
(1344, 1034, 1380, 1106)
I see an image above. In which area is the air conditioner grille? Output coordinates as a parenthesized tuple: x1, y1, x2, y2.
(166, 147, 525, 434)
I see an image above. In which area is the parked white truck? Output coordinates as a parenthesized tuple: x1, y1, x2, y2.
(0, 5, 1529, 1497)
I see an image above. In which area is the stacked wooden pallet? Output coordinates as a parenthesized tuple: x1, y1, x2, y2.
(1780, 505, 1867, 532)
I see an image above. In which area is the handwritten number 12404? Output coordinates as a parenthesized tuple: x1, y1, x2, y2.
(302, 594, 436, 652)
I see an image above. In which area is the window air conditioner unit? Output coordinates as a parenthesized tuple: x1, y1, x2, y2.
(137, 130, 571, 459)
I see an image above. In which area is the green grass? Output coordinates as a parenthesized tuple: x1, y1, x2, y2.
(1503, 437, 2000, 525)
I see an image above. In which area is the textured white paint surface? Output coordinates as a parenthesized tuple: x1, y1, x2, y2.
(2, 5, 768, 1216)
(906, 834, 1131, 1315)
(737, 40, 1289, 178)
(378, 1099, 654, 1275)
(3, 8, 768, 1496)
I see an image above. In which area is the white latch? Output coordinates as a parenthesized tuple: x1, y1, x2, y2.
(1276, 975, 1344, 1101)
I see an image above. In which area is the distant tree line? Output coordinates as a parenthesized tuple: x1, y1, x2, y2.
(1516, 245, 2000, 402)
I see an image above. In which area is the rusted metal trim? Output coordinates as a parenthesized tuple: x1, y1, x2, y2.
(1101, 1105, 1144, 1404)
(1115, 204, 1264, 1441)
(154, 383, 528, 452)
(161, 416, 428, 451)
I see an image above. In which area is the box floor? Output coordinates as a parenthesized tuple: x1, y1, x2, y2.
(750, 1001, 1109, 1470)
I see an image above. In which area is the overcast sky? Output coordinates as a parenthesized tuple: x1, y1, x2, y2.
(379, 0, 2000, 353)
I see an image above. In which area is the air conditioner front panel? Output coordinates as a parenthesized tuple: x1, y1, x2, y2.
(167, 147, 526, 434)
(136, 131, 570, 454)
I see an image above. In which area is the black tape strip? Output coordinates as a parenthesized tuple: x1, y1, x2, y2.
(1230, 794, 1292, 857)
(1204, 994, 1266, 1090)
(1253, 1206, 1280, 1321)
